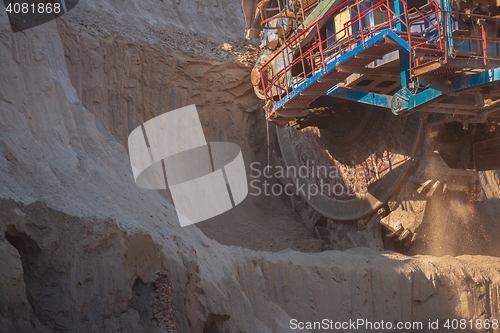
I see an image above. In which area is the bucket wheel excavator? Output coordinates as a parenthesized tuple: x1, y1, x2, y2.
(243, 0, 500, 248)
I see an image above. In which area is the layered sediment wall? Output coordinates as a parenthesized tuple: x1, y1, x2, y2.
(1, 2, 500, 333)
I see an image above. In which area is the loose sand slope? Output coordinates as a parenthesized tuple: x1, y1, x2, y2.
(1, 2, 500, 333)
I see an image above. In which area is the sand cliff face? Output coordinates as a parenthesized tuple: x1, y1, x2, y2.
(57, 19, 260, 169)
(55, 10, 327, 255)
(2, 2, 500, 333)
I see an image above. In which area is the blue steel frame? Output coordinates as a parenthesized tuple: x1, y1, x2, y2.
(274, 0, 500, 120)
(274, 29, 409, 110)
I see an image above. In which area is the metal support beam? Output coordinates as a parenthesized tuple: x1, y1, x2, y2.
(392, 67, 500, 119)
(327, 86, 392, 108)
(446, 58, 500, 70)
(317, 78, 343, 83)
(399, 49, 411, 91)
(450, 68, 500, 92)
(394, 0, 406, 32)
(438, 0, 453, 59)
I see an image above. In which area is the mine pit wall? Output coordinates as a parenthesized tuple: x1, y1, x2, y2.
(2, 6, 500, 333)
(57, 19, 265, 169)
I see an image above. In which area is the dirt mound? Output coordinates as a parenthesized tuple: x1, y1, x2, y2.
(57, 14, 324, 253)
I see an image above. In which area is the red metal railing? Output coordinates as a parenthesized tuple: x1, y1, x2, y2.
(444, 11, 500, 66)
(259, 0, 411, 106)
(259, 0, 351, 103)
(405, 1, 442, 74)
(259, 0, 500, 111)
